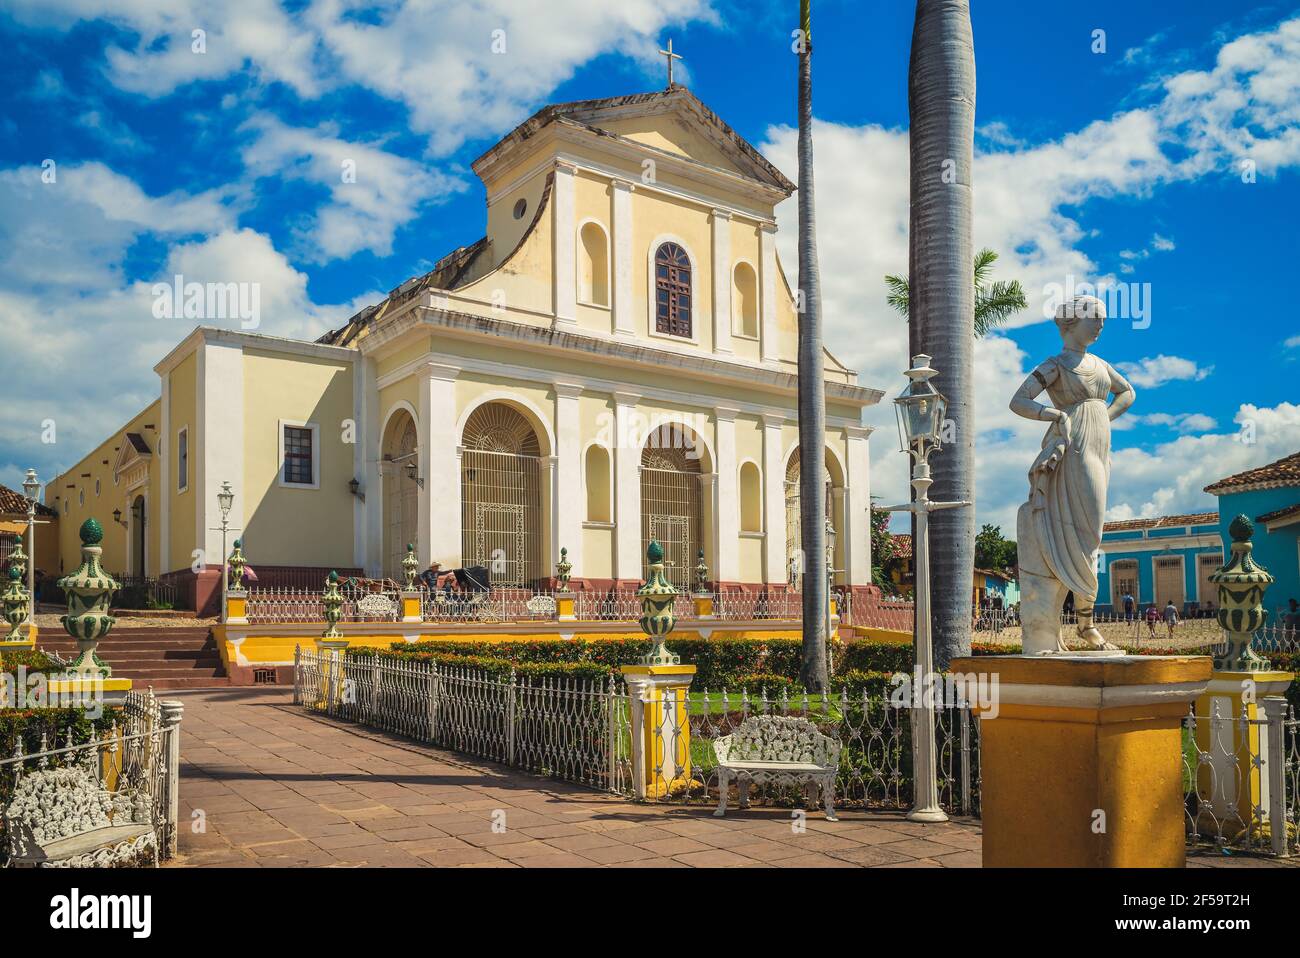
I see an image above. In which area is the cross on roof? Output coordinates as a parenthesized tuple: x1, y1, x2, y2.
(658, 38, 683, 87)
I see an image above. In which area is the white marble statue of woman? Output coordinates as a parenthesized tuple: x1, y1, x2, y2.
(1009, 295, 1136, 654)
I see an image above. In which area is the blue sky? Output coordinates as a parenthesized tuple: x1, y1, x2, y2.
(1, 0, 1298, 535)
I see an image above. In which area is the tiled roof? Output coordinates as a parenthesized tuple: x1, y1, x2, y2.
(1103, 511, 1219, 533)
(1258, 502, 1300, 525)
(0, 484, 56, 518)
(888, 533, 912, 559)
(1204, 451, 1300, 495)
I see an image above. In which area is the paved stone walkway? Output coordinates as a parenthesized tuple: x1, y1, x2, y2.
(170, 687, 983, 867)
(169, 687, 1295, 868)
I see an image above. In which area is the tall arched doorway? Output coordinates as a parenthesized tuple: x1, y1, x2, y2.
(130, 495, 146, 579)
(640, 423, 709, 589)
(784, 449, 843, 587)
(382, 409, 419, 580)
(461, 403, 543, 586)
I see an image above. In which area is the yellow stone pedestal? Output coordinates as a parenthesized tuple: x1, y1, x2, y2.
(225, 590, 248, 626)
(555, 592, 576, 622)
(692, 594, 714, 619)
(952, 654, 1210, 868)
(1193, 670, 1294, 838)
(399, 590, 423, 624)
(621, 663, 697, 799)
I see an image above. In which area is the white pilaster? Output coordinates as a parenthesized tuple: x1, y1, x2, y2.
(200, 340, 244, 564)
(611, 179, 636, 339)
(711, 209, 733, 356)
(546, 454, 560, 578)
(554, 383, 584, 577)
(419, 363, 461, 569)
(759, 223, 779, 364)
(714, 407, 739, 583)
(553, 161, 578, 328)
(845, 425, 873, 587)
(761, 414, 786, 584)
(359, 356, 382, 576)
(613, 391, 642, 581)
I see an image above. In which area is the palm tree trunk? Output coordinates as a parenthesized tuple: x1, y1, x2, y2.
(796, 0, 828, 692)
(907, 0, 976, 670)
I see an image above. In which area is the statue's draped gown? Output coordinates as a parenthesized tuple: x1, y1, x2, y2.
(1018, 351, 1118, 604)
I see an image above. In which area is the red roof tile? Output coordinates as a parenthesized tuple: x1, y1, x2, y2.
(1102, 511, 1219, 533)
(1204, 451, 1300, 495)
(0, 484, 56, 519)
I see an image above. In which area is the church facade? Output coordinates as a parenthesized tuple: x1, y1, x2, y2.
(47, 86, 882, 614)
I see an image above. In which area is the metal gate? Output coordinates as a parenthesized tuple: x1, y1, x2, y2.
(641, 449, 702, 590)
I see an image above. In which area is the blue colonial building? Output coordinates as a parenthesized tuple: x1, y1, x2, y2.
(1205, 451, 1300, 621)
(1096, 512, 1223, 616)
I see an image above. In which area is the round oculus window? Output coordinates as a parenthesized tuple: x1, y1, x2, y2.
(512, 198, 527, 220)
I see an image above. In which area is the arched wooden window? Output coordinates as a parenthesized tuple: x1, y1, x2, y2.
(654, 242, 692, 338)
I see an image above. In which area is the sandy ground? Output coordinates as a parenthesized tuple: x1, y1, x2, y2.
(32, 610, 217, 630)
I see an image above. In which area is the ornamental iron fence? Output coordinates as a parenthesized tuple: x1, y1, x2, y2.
(0, 689, 181, 867)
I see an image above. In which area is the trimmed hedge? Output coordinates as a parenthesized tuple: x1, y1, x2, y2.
(348, 645, 611, 685)
(0, 648, 61, 676)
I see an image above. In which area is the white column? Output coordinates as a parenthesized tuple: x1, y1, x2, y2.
(359, 356, 382, 576)
(546, 455, 560, 579)
(613, 391, 642, 581)
(701, 473, 719, 587)
(419, 363, 461, 569)
(554, 383, 584, 577)
(200, 340, 244, 564)
(552, 161, 578, 328)
(611, 179, 636, 339)
(761, 414, 786, 584)
(759, 222, 779, 364)
(711, 209, 733, 356)
(714, 407, 739, 583)
(844, 425, 873, 587)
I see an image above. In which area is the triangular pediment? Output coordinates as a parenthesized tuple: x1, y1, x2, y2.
(113, 432, 152, 486)
(474, 86, 795, 196)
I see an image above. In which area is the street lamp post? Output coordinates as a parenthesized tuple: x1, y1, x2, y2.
(216, 482, 235, 623)
(878, 355, 971, 823)
(21, 469, 40, 630)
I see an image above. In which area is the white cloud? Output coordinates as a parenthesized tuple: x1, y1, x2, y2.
(760, 14, 1300, 533)
(240, 114, 466, 262)
(1115, 355, 1214, 389)
(10, 0, 716, 155)
(1135, 412, 1218, 433)
(0, 163, 374, 494)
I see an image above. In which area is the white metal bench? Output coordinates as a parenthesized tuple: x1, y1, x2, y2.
(4, 765, 156, 868)
(713, 715, 842, 821)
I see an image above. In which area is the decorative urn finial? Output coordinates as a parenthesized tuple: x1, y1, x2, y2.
(1209, 515, 1272, 671)
(694, 548, 709, 595)
(402, 543, 418, 590)
(321, 570, 344, 639)
(556, 547, 573, 591)
(2, 566, 30, 640)
(227, 539, 246, 591)
(56, 518, 120, 676)
(7, 539, 27, 583)
(637, 540, 680, 665)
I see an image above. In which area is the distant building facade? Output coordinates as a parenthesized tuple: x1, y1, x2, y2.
(1205, 451, 1300, 619)
(1096, 512, 1223, 615)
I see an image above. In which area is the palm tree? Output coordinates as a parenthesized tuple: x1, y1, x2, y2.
(885, 248, 1026, 336)
(796, 0, 828, 692)
(907, 0, 976, 670)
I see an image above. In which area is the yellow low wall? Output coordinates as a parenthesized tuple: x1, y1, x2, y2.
(214, 620, 805, 684)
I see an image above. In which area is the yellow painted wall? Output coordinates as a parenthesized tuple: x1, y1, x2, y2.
(47, 399, 163, 578)
(241, 348, 355, 566)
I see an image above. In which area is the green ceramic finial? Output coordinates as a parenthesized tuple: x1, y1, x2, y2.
(233, 538, 241, 548)
(7, 566, 18, 581)
(407, 542, 413, 552)
(1229, 514, 1253, 542)
(329, 570, 339, 583)
(79, 517, 104, 546)
(647, 540, 664, 564)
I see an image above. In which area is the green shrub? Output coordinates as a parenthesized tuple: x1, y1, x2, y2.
(351, 646, 610, 685)
(0, 649, 60, 676)
(730, 673, 803, 698)
(831, 669, 897, 698)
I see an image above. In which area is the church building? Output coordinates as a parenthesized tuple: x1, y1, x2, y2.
(46, 85, 882, 615)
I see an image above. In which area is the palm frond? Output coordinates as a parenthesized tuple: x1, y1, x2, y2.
(972, 247, 998, 288)
(884, 273, 910, 316)
(974, 279, 1027, 336)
